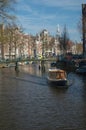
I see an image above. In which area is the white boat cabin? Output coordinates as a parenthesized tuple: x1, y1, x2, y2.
(48, 69, 67, 80)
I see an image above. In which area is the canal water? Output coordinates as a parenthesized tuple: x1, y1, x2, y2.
(0, 63, 86, 130)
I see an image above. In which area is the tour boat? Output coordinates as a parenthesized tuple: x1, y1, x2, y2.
(47, 68, 68, 87)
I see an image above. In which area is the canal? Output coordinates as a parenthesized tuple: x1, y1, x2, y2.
(0, 63, 86, 130)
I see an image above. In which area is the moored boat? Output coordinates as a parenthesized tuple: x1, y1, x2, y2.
(76, 66, 86, 74)
(75, 59, 86, 74)
(47, 68, 68, 88)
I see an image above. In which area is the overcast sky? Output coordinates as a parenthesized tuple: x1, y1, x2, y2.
(15, 0, 86, 42)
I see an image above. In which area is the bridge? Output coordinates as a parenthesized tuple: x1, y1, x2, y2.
(0, 57, 57, 68)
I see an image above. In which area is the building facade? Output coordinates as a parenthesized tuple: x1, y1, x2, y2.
(82, 4, 86, 57)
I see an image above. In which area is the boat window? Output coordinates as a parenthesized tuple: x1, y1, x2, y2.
(56, 73, 60, 79)
(56, 72, 65, 79)
(49, 71, 66, 79)
(49, 72, 57, 79)
(60, 72, 65, 78)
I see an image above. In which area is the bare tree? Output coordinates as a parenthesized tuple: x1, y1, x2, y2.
(60, 25, 70, 55)
(49, 36, 55, 51)
(0, 0, 16, 59)
(5, 23, 23, 60)
(77, 17, 82, 40)
(0, 0, 16, 22)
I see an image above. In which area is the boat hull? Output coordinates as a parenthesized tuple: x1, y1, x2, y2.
(47, 79, 68, 87)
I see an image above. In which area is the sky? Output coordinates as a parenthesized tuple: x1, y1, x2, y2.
(14, 0, 86, 42)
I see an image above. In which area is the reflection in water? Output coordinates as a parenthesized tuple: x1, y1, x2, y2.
(0, 64, 86, 130)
